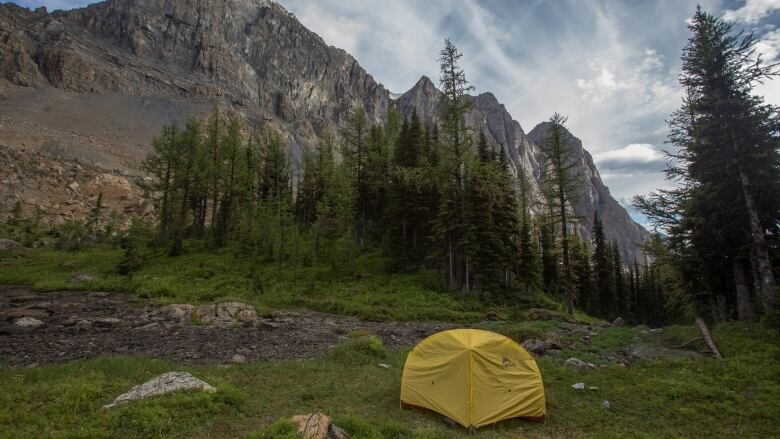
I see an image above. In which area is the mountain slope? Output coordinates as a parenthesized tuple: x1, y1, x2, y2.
(0, 0, 648, 259)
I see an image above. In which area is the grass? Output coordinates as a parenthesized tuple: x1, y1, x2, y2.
(0, 322, 777, 438)
(0, 243, 559, 322)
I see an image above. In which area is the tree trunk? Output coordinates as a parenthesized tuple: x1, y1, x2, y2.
(731, 129, 776, 311)
(695, 316, 723, 359)
(734, 261, 754, 321)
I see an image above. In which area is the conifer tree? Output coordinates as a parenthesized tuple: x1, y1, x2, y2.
(592, 212, 617, 318)
(540, 113, 582, 315)
(635, 7, 780, 318)
(433, 38, 475, 293)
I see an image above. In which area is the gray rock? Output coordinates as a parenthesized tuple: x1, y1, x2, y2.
(76, 319, 92, 331)
(649, 328, 663, 334)
(565, 357, 597, 370)
(571, 382, 585, 390)
(230, 354, 247, 364)
(152, 304, 195, 323)
(69, 274, 96, 284)
(14, 317, 44, 328)
(630, 345, 701, 361)
(0, 239, 27, 252)
(612, 317, 626, 327)
(377, 363, 391, 369)
(133, 322, 161, 331)
(522, 337, 563, 356)
(103, 372, 216, 409)
(601, 400, 611, 409)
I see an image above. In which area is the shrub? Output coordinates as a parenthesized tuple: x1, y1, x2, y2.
(250, 419, 299, 439)
(55, 219, 89, 250)
(330, 332, 387, 364)
(116, 216, 154, 275)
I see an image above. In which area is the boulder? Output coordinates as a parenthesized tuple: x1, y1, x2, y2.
(215, 301, 258, 323)
(522, 337, 563, 356)
(565, 357, 597, 370)
(291, 413, 349, 439)
(103, 372, 216, 409)
(612, 317, 626, 327)
(14, 317, 44, 328)
(571, 382, 585, 390)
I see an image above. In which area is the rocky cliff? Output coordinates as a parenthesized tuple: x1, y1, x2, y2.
(0, 0, 648, 259)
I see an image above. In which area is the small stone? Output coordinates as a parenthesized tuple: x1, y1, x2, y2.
(14, 317, 44, 328)
(612, 317, 626, 327)
(572, 382, 585, 390)
(601, 400, 611, 409)
(68, 182, 80, 192)
(565, 357, 598, 370)
(230, 354, 247, 364)
(377, 363, 391, 369)
(76, 319, 92, 331)
(133, 322, 161, 331)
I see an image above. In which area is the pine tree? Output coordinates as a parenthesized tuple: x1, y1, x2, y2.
(341, 108, 370, 247)
(433, 38, 475, 293)
(540, 113, 583, 315)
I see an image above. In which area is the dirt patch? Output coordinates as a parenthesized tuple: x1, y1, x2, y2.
(0, 285, 455, 366)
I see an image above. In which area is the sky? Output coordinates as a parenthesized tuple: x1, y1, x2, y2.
(9, 0, 780, 227)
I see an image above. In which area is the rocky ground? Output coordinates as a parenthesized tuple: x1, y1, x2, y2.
(0, 285, 455, 366)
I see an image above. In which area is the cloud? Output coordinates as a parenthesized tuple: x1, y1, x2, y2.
(594, 143, 667, 173)
(723, 0, 780, 24)
(756, 28, 780, 60)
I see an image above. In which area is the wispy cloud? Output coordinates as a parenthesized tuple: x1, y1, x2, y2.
(724, 0, 780, 24)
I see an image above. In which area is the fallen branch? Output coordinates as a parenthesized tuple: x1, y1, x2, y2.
(670, 336, 703, 349)
(695, 316, 723, 359)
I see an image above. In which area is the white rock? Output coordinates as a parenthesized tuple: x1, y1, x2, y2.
(14, 317, 44, 328)
(377, 363, 391, 369)
(230, 354, 247, 364)
(103, 372, 216, 409)
(571, 382, 585, 390)
(601, 400, 611, 409)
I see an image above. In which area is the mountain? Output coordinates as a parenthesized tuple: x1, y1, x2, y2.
(0, 0, 649, 259)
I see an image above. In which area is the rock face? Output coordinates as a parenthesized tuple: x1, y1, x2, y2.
(102, 371, 216, 409)
(0, 0, 648, 258)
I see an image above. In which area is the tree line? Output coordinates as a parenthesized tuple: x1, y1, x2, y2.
(132, 38, 670, 323)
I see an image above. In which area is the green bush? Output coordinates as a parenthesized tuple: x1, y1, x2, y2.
(250, 419, 299, 439)
(330, 333, 387, 364)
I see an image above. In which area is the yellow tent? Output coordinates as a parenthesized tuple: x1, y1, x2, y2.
(400, 329, 545, 428)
